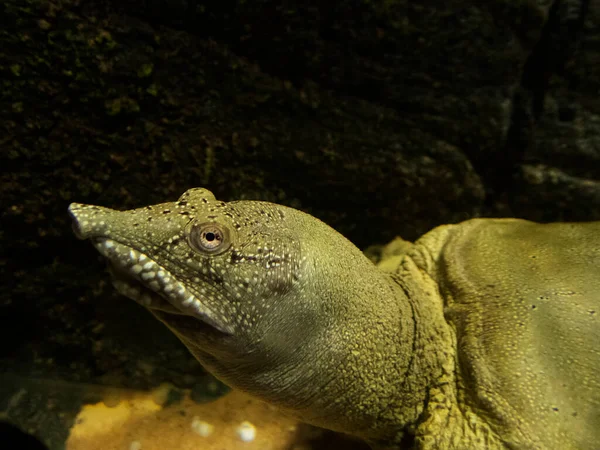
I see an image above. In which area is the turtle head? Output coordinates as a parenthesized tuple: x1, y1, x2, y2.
(68, 187, 313, 352)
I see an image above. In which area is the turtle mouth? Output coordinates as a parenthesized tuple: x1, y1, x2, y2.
(92, 237, 233, 335)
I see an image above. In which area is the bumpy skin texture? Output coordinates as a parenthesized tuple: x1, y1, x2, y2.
(68, 188, 599, 449)
(428, 220, 600, 449)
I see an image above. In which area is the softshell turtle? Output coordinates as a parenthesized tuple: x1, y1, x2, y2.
(68, 188, 599, 449)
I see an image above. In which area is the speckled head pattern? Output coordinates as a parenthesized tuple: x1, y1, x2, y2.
(68, 188, 309, 341)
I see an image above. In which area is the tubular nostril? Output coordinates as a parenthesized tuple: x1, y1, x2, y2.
(67, 203, 87, 239)
(71, 220, 84, 239)
(67, 203, 118, 240)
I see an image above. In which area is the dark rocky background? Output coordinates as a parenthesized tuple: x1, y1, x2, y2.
(1, 0, 598, 448)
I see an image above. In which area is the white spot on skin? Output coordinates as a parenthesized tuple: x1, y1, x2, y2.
(192, 300, 205, 312)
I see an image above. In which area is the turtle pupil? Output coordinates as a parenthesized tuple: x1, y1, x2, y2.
(188, 222, 231, 254)
(201, 229, 222, 248)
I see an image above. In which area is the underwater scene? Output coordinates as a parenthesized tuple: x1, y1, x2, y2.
(1, 0, 599, 449)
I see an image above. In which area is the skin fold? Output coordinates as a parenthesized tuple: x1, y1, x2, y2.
(68, 187, 599, 449)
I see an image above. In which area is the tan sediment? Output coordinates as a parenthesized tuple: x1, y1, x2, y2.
(67, 388, 303, 450)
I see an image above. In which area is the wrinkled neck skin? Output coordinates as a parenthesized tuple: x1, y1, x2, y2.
(171, 270, 421, 445)
(159, 219, 441, 447)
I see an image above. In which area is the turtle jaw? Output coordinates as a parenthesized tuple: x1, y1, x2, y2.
(91, 237, 234, 335)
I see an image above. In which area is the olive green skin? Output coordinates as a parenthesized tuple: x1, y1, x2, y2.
(69, 188, 600, 449)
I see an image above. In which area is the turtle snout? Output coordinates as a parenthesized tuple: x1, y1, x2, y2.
(67, 203, 114, 240)
(68, 203, 89, 239)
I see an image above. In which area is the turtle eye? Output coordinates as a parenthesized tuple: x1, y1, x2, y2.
(188, 222, 231, 254)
